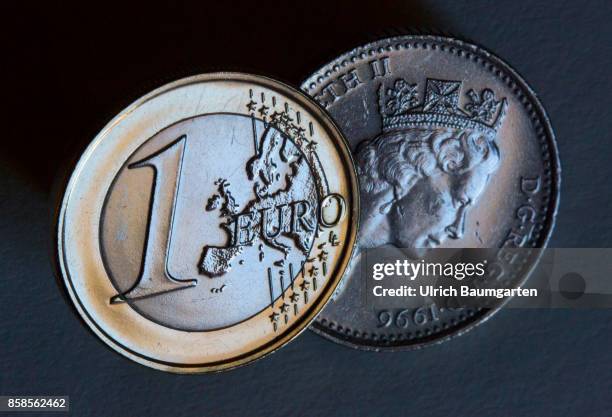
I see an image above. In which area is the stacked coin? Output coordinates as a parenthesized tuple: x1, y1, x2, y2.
(302, 35, 559, 350)
(56, 36, 559, 371)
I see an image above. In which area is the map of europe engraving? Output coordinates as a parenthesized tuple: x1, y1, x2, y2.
(200, 124, 318, 277)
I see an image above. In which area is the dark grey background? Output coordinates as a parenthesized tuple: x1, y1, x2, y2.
(2, 1, 611, 416)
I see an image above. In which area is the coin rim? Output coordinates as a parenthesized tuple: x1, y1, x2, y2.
(56, 72, 360, 372)
(301, 35, 561, 351)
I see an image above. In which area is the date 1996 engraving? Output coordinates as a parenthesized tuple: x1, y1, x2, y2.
(376, 305, 447, 328)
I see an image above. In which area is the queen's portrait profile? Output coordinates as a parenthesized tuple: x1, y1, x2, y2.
(355, 78, 507, 260)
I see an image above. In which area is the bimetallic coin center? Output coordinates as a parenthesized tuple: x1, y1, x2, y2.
(101, 114, 321, 331)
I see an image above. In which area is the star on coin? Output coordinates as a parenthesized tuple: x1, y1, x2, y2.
(279, 303, 290, 313)
(258, 105, 269, 117)
(300, 280, 310, 291)
(246, 100, 257, 112)
(306, 141, 318, 153)
(289, 292, 300, 303)
(269, 311, 280, 322)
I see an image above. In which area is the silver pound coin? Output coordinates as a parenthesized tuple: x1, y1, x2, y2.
(302, 35, 560, 350)
(57, 73, 359, 371)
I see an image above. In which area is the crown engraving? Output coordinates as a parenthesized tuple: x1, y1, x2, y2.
(379, 78, 508, 135)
